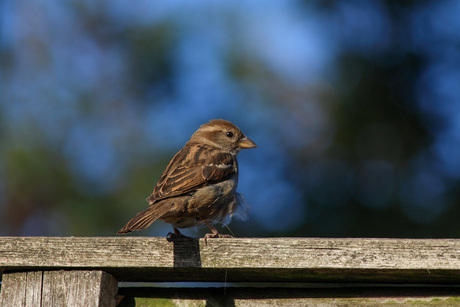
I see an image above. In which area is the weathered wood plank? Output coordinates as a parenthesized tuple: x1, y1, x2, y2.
(0, 271, 27, 306)
(0, 271, 118, 307)
(24, 271, 42, 306)
(0, 271, 45, 306)
(1, 237, 460, 283)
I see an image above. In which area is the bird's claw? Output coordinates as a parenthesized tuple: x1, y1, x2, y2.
(167, 232, 190, 239)
(204, 232, 233, 245)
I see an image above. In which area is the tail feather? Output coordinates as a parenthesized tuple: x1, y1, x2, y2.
(117, 208, 159, 235)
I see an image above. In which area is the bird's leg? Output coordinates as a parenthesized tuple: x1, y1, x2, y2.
(203, 221, 232, 244)
(167, 227, 189, 239)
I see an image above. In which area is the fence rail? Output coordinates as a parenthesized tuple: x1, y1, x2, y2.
(1, 237, 460, 306)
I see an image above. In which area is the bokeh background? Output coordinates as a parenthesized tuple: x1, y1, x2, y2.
(1, 0, 460, 238)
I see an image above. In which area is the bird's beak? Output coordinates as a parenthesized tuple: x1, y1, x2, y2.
(239, 136, 257, 149)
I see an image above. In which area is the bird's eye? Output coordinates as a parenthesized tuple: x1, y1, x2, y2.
(226, 131, 234, 138)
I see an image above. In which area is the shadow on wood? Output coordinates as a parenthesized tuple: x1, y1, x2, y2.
(167, 237, 202, 268)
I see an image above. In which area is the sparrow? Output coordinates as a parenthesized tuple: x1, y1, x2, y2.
(117, 119, 257, 240)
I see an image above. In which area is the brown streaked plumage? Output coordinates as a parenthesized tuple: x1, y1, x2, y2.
(117, 119, 257, 240)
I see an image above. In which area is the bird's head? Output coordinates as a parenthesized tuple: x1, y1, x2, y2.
(190, 119, 257, 154)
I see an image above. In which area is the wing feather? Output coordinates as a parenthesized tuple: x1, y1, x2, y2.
(147, 144, 236, 203)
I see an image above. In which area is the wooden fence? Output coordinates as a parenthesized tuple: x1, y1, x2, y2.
(1, 237, 460, 306)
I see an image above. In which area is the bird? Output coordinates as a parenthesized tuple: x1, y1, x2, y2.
(117, 119, 257, 240)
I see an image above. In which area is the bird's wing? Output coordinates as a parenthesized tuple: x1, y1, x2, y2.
(147, 144, 236, 202)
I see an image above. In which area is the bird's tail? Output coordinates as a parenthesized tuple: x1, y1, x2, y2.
(117, 207, 159, 235)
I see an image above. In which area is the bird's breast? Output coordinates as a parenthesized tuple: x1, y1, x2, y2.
(186, 178, 238, 219)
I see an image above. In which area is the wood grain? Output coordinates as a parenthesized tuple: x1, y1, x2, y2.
(0, 271, 117, 307)
(1, 237, 460, 283)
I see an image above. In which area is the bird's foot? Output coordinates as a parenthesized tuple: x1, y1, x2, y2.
(167, 228, 190, 239)
(204, 232, 233, 245)
(167, 232, 190, 238)
(203, 221, 233, 244)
